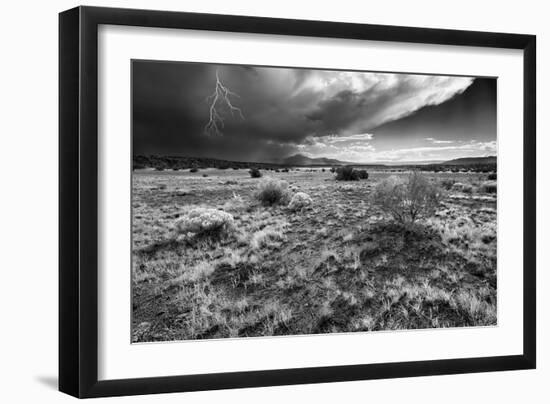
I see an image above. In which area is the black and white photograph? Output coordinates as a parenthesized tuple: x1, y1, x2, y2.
(131, 60, 498, 343)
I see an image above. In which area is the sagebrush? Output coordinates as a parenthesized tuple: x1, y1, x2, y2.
(288, 192, 313, 211)
(175, 207, 234, 237)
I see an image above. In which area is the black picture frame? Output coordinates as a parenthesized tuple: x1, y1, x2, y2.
(59, 5, 536, 398)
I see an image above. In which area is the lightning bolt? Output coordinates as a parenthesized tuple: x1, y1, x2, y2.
(204, 69, 244, 136)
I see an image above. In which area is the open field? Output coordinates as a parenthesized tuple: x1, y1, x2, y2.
(132, 168, 497, 342)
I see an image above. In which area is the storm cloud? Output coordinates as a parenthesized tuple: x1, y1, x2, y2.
(133, 60, 495, 163)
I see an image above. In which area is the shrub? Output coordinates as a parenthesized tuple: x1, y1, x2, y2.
(282, 168, 289, 173)
(250, 228, 285, 250)
(190, 167, 198, 173)
(479, 181, 497, 194)
(175, 207, 234, 237)
(440, 179, 455, 190)
(180, 261, 215, 283)
(356, 169, 369, 180)
(202, 174, 209, 177)
(288, 192, 313, 211)
(249, 168, 262, 178)
(372, 171, 443, 224)
(335, 166, 360, 181)
(255, 178, 290, 205)
(451, 182, 473, 193)
(487, 173, 497, 180)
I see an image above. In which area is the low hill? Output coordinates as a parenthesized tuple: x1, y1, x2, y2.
(278, 154, 350, 166)
(441, 156, 496, 166)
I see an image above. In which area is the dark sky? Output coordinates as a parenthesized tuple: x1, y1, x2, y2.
(132, 60, 496, 163)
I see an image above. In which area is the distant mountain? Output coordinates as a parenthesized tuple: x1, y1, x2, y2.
(278, 154, 351, 166)
(378, 159, 444, 166)
(279, 154, 497, 167)
(441, 156, 496, 166)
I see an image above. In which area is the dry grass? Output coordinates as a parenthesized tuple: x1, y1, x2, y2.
(132, 169, 497, 342)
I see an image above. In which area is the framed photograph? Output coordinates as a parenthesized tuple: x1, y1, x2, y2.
(59, 6, 536, 398)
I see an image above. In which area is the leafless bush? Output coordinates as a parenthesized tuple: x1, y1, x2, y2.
(372, 171, 443, 225)
(255, 178, 290, 205)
